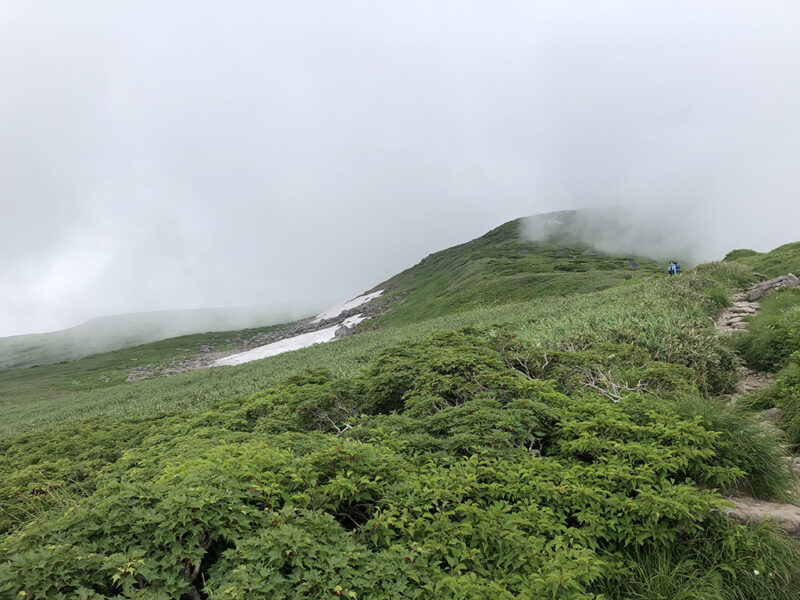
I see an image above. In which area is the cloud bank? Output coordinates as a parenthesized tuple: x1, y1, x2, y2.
(1, 1, 799, 335)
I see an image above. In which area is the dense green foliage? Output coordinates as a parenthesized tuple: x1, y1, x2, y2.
(726, 240, 800, 446)
(2, 217, 798, 599)
(730, 282, 800, 449)
(2, 329, 798, 599)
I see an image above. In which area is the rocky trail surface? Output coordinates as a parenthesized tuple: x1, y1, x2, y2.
(714, 275, 800, 538)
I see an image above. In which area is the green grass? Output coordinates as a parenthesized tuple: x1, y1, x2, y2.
(596, 523, 800, 600)
(0, 322, 288, 418)
(731, 286, 800, 447)
(734, 287, 800, 372)
(724, 242, 800, 278)
(0, 264, 747, 436)
(1, 213, 797, 599)
(674, 397, 796, 501)
(0, 217, 670, 436)
(1, 312, 797, 598)
(374, 218, 662, 327)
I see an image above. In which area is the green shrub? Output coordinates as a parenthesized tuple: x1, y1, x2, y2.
(2, 329, 798, 598)
(0, 417, 161, 535)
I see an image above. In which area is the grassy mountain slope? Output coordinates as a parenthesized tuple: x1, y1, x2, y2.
(371, 216, 660, 327)
(724, 242, 800, 278)
(0, 322, 290, 424)
(0, 305, 305, 372)
(2, 215, 800, 599)
(0, 215, 660, 434)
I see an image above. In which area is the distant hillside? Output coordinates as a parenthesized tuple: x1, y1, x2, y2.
(0, 305, 304, 371)
(724, 242, 800, 278)
(0, 210, 664, 373)
(371, 213, 662, 326)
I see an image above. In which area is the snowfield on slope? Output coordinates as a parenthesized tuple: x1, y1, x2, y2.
(213, 291, 383, 367)
(214, 325, 340, 366)
(311, 290, 383, 324)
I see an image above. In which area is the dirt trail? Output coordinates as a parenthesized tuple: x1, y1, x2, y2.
(713, 286, 800, 538)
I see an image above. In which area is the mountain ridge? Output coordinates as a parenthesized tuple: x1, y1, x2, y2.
(3, 212, 800, 598)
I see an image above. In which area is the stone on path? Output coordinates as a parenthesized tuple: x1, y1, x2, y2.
(759, 407, 784, 422)
(748, 273, 800, 300)
(715, 286, 800, 539)
(726, 497, 800, 539)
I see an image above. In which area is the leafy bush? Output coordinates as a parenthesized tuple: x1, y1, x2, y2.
(2, 329, 798, 599)
(0, 418, 159, 535)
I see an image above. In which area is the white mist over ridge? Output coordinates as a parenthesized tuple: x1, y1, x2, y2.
(522, 205, 797, 266)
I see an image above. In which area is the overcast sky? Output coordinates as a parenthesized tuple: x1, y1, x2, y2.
(1, 1, 799, 336)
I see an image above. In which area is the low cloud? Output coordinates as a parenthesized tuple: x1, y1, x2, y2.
(2, 2, 799, 336)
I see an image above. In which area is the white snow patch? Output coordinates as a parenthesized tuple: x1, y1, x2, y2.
(311, 290, 383, 324)
(340, 313, 367, 328)
(214, 325, 339, 367)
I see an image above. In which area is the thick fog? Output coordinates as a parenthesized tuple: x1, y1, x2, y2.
(1, 2, 799, 336)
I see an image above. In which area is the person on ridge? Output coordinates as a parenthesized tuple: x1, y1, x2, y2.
(667, 261, 677, 276)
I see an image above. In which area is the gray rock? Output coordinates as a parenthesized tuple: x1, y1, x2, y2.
(726, 496, 800, 538)
(759, 407, 783, 422)
(749, 273, 800, 300)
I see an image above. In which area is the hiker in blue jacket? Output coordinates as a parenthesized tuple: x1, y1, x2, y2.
(668, 261, 677, 276)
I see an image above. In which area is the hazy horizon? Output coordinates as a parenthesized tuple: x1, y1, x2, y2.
(2, 2, 799, 337)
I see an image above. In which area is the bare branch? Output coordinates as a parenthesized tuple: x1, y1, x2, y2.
(314, 408, 355, 437)
(577, 368, 647, 403)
